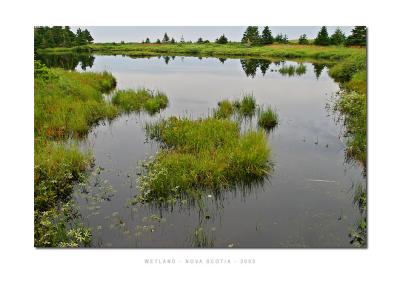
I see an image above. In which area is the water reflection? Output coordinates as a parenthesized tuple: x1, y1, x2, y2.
(37, 53, 327, 78)
(35, 52, 95, 70)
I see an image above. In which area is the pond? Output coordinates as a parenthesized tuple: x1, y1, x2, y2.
(39, 53, 366, 247)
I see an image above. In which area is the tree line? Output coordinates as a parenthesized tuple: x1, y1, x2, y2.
(34, 26, 94, 49)
(140, 26, 366, 46)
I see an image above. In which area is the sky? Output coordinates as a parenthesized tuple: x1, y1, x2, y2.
(72, 26, 354, 43)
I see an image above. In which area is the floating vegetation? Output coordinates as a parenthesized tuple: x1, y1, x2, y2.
(111, 88, 168, 114)
(136, 116, 272, 204)
(257, 106, 279, 129)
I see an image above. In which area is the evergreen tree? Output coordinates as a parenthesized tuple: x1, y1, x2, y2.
(314, 26, 330, 46)
(180, 35, 185, 43)
(82, 29, 93, 44)
(298, 34, 309, 44)
(197, 37, 204, 44)
(156, 39, 161, 44)
(162, 33, 170, 43)
(261, 26, 274, 45)
(241, 26, 261, 46)
(346, 26, 367, 46)
(216, 34, 228, 44)
(170, 38, 176, 44)
(275, 33, 288, 44)
(75, 28, 87, 45)
(330, 28, 346, 45)
(145, 38, 150, 43)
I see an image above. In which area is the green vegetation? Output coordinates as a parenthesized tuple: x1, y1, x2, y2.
(238, 94, 257, 116)
(34, 26, 93, 50)
(34, 61, 120, 247)
(298, 34, 309, 45)
(274, 33, 289, 44)
(215, 34, 228, 44)
(137, 116, 272, 203)
(257, 106, 278, 129)
(34, 62, 118, 139)
(314, 26, 330, 46)
(261, 26, 274, 45)
(111, 89, 168, 114)
(346, 26, 367, 47)
(214, 100, 234, 119)
(335, 91, 367, 166)
(330, 28, 347, 45)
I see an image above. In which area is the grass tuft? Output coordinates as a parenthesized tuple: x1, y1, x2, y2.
(257, 106, 279, 129)
(138, 116, 272, 203)
(112, 89, 168, 114)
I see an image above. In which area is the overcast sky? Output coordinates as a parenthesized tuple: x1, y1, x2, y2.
(72, 26, 354, 43)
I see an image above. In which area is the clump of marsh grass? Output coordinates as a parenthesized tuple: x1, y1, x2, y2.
(138, 116, 272, 203)
(257, 106, 278, 129)
(239, 94, 256, 116)
(34, 65, 118, 139)
(335, 91, 366, 166)
(213, 100, 234, 119)
(111, 89, 168, 114)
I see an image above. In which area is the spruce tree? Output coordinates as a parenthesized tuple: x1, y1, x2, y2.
(162, 33, 170, 43)
(298, 34, 309, 45)
(261, 26, 274, 45)
(314, 26, 330, 46)
(241, 26, 261, 46)
(216, 34, 228, 44)
(145, 38, 150, 43)
(330, 28, 346, 45)
(346, 26, 367, 46)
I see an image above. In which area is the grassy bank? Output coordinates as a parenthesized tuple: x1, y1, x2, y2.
(34, 61, 118, 247)
(39, 42, 366, 62)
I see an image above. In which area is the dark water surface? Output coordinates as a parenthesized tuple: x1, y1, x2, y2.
(46, 54, 366, 247)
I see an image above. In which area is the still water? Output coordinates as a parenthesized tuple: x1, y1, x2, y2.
(43, 54, 365, 247)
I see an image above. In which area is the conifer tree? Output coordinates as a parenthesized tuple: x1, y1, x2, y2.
(346, 26, 367, 46)
(330, 28, 346, 45)
(314, 26, 330, 46)
(261, 26, 274, 45)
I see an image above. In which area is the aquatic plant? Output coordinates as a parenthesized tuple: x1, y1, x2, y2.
(239, 94, 257, 116)
(335, 91, 367, 166)
(138, 117, 272, 203)
(257, 106, 278, 129)
(35, 66, 118, 138)
(213, 100, 234, 119)
(112, 89, 168, 114)
(34, 63, 119, 247)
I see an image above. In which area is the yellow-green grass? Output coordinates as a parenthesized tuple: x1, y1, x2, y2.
(35, 65, 118, 139)
(34, 62, 119, 247)
(112, 89, 168, 114)
(138, 117, 272, 203)
(258, 106, 279, 129)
